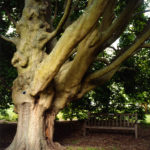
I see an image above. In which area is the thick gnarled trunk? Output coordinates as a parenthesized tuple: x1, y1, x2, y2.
(6, 103, 64, 150)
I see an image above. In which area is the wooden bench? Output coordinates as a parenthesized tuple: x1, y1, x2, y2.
(83, 113, 138, 138)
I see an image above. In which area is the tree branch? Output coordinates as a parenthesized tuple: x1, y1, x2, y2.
(85, 0, 142, 52)
(50, 0, 58, 26)
(109, 46, 118, 51)
(49, 0, 72, 41)
(57, 25, 101, 91)
(98, 0, 143, 48)
(58, 0, 140, 93)
(77, 20, 150, 98)
(87, 0, 94, 6)
(94, 23, 150, 79)
(31, 0, 109, 96)
(63, 0, 83, 29)
(118, 66, 136, 72)
(133, 9, 150, 17)
(54, 0, 58, 20)
(3, 8, 16, 26)
(99, 0, 116, 32)
(142, 43, 150, 48)
(76, 67, 118, 99)
(0, 35, 18, 45)
(70, 0, 79, 14)
(96, 57, 110, 65)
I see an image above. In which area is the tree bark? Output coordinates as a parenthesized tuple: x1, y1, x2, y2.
(5, 103, 64, 150)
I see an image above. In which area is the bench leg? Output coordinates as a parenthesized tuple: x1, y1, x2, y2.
(135, 124, 138, 139)
(83, 128, 86, 136)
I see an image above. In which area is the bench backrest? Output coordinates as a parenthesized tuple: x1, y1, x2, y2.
(86, 113, 138, 127)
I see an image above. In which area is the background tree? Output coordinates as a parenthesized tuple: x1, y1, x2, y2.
(1, 0, 150, 150)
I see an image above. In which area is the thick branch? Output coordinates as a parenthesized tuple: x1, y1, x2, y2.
(76, 67, 118, 99)
(58, 0, 140, 92)
(0, 35, 18, 45)
(57, 26, 101, 91)
(97, 0, 143, 48)
(31, 0, 109, 96)
(78, 21, 150, 97)
(87, 0, 94, 6)
(75, 0, 142, 60)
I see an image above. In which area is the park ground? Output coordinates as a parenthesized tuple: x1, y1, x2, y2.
(0, 118, 150, 150)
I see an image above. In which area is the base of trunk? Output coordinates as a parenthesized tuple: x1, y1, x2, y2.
(5, 103, 65, 150)
(6, 141, 65, 150)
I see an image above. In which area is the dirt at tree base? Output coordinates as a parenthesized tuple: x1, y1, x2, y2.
(61, 133, 150, 150)
(0, 120, 150, 150)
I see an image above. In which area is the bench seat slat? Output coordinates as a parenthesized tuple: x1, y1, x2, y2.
(85, 126, 135, 130)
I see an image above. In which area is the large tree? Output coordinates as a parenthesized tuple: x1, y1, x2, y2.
(1, 0, 150, 149)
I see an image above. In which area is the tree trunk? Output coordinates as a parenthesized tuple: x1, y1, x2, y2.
(6, 103, 64, 150)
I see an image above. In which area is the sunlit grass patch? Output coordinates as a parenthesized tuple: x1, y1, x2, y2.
(66, 146, 103, 150)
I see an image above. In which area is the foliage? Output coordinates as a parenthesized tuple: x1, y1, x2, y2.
(0, 104, 18, 121)
(143, 114, 150, 124)
(0, 0, 18, 110)
(0, 39, 17, 109)
(61, 81, 145, 120)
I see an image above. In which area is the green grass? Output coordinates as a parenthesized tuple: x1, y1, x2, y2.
(66, 146, 119, 150)
(66, 146, 121, 150)
(67, 146, 101, 150)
